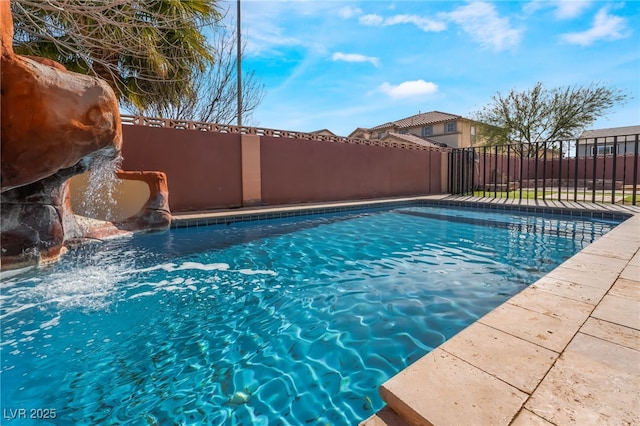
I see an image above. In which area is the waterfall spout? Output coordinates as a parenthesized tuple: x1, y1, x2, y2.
(77, 155, 123, 222)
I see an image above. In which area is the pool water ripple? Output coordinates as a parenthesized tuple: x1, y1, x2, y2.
(1, 207, 619, 424)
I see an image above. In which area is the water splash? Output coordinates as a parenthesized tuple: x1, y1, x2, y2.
(1, 242, 137, 316)
(79, 155, 123, 222)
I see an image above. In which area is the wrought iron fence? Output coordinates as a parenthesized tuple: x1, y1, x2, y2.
(449, 134, 639, 205)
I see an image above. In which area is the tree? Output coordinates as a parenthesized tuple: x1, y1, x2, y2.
(473, 82, 628, 154)
(11, 0, 221, 110)
(135, 28, 265, 126)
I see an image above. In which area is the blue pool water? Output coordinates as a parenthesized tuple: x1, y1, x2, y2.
(0, 206, 619, 425)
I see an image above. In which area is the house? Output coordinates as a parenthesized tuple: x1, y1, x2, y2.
(349, 111, 481, 149)
(577, 125, 640, 157)
(310, 128, 337, 137)
(379, 132, 446, 149)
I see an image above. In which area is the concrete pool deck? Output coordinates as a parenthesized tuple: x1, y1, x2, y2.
(172, 196, 640, 426)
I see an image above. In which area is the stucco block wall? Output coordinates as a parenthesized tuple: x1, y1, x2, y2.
(121, 125, 446, 213)
(260, 137, 439, 205)
(121, 125, 243, 212)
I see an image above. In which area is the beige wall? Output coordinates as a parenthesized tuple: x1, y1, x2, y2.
(69, 173, 150, 222)
(404, 119, 475, 149)
(457, 121, 475, 148)
(356, 118, 481, 149)
(241, 134, 262, 206)
(440, 151, 450, 193)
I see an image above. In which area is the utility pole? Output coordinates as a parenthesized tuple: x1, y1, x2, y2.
(236, 0, 242, 127)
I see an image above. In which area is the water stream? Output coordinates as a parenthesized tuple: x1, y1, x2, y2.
(77, 155, 123, 222)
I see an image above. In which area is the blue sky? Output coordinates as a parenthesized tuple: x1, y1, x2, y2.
(223, 0, 639, 136)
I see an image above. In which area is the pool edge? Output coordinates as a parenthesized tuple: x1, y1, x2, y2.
(171, 195, 637, 228)
(175, 196, 640, 426)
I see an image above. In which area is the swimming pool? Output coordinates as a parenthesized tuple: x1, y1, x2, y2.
(0, 205, 620, 425)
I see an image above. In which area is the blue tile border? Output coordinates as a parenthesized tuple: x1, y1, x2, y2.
(171, 198, 634, 229)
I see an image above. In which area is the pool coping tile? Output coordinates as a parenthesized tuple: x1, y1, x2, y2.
(579, 317, 640, 351)
(438, 322, 557, 394)
(556, 251, 628, 275)
(544, 265, 620, 289)
(510, 409, 555, 426)
(379, 348, 528, 426)
(591, 294, 640, 330)
(524, 333, 640, 426)
(478, 303, 576, 353)
(529, 276, 608, 305)
(580, 237, 640, 260)
(359, 406, 410, 426)
(620, 264, 640, 281)
(506, 286, 595, 324)
(609, 278, 640, 301)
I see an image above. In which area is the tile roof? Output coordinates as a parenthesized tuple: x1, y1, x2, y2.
(371, 111, 462, 131)
(347, 127, 370, 139)
(310, 128, 337, 136)
(579, 125, 640, 139)
(386, 132, 443, 148)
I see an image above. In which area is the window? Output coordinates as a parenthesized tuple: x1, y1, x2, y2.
(445, 121, 456, 133)
(399, 129, 408, 134)
(422, 126, 433, 136)
(592, 145, 616, 156)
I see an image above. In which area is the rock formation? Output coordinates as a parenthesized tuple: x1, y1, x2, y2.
(115, 171, 172, 232)
(1, 2, 122, 270)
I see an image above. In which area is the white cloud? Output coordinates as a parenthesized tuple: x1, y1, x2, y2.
(359, 13, 446, 32)
(561, 7, 629, 46)
(338, 6, 362, 19)
(554, 0, 592, 19)
(235, 5, 305, 55)
(245, 29, 303, 56)
(233, 1, 338, 56)
(332, 52, 380, 67)
(384, 14, 447, 32)
(522, 0, 545, 15)
(524, 0, 592, 19)
(378, 80, 438, 99)
(444, 2, 523, 51)
(359, 14, 384, 26)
